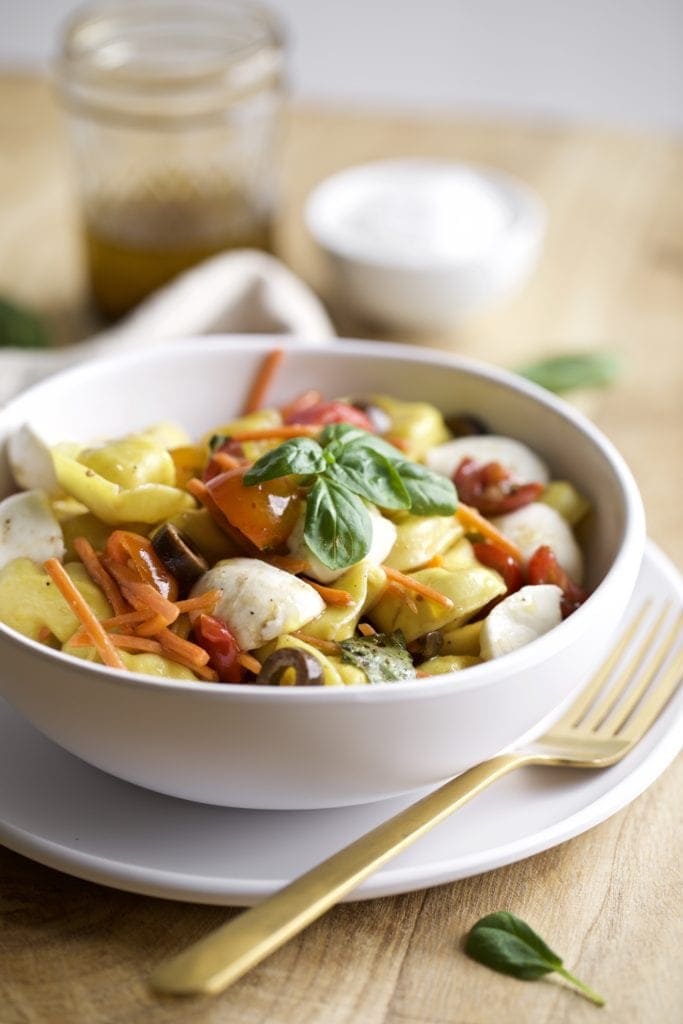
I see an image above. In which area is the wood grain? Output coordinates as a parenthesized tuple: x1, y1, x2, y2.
(0, 75, 681, 1024)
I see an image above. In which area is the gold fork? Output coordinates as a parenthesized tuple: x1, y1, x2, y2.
(151, 599, 683, 996)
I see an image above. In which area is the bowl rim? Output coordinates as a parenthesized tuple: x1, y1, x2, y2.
(304, 157, 546, 272)
(0, 334, 646, 703)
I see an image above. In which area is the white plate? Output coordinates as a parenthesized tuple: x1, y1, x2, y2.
(1, 540, 681, 906)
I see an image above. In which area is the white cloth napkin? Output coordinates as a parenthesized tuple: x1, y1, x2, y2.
(0, 250, 336, 407)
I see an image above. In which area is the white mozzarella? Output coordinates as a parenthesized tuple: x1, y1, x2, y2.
(492, 502, 584, 582)
(287, 504, 397, 584)
(191, 557, 325, 650)
(7, 424, 59, 493)
(0, 490, 65, 571)
(480, 584, 563, 660)
(425, 435, 549, 484)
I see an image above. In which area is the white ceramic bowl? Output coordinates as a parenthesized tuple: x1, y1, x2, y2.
(305, 159, 545, 332)
(0, 337, 645, 809)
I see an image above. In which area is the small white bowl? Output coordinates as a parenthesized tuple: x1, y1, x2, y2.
(0, 337, 644, 809)
(305, 159, 545, 332)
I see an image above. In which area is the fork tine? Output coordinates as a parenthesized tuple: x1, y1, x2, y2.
(609, 616, 683, 739)
(581, 603, 673, 732)
(558, 599, 652, 729)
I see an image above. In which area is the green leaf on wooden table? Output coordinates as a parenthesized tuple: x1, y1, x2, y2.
(0, 297, 50, 348)
(464, 911, 605, 1007)
(516, 352, 620, 394)
(340, 630, 415, 684)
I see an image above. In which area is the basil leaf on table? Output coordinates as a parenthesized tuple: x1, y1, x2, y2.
(327, 446, 411, 510)
(304, 477, 372, 570)
(0, 297, 50, 349)
(243, 437, 326, 484)
(465, 911, 605, 1007)
(517, 352, 620, 394)
(340, 631, 415, 683)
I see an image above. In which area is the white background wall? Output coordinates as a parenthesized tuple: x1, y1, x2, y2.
(2, 0, 682, 132)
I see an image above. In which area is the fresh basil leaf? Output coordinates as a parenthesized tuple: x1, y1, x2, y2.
(395, 461, 457, 515)
(465, 912, 605, 1006)
(0, 297, 50, 349)
(340, 631, 415, 683)
(517, 352, 620, 394)
(319, 423, 370, 448)
(320, 422, 406, 463)
(328, 446, 410, 510)
(208, 433, 229, 453)
(304, 477, 372, 570)
(244, 438, 326, 485)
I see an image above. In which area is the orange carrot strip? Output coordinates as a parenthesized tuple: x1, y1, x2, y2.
(357, 622, 376, 637)
(157, 628, 210, 667)
(175, 591, 221, 614)
(69, 633, 162, 654)
(107, 566, 180, 625)
(426, 554, 443, 568)
(227, 425, 320, 443)
(73, 536, 129, 616)
(456, 503, 525, 564)
(243, 347, 285, 414)
(267, 555, 308, 574)
(291, 631, 341, 655)
(386, 581, 418, 615)
(187, 477, 211, 503)
(44, 558, 126, 669)
(304, 580, 354, 606)
(237, 652, 262, 674)
(213, 451, 242, 471)
(382, 565, 454, 610)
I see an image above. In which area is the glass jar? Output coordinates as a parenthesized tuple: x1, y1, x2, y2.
(57, 0, 286, 320)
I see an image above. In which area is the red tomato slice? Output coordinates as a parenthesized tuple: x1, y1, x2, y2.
(193, 613, 244, 683)
(472, 541, 523, 593)
(527, 544, 588, 617)
(104, 530, 178, 600)
(283, 400, 374, 431)
(454, 457, 543, 516)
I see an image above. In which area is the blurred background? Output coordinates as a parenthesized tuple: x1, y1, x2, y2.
(4, 0, 683, 131)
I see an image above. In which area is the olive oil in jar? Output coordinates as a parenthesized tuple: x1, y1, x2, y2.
(84, 182, 273, 319)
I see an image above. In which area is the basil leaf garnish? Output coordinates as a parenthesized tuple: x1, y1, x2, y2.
(304, 477, 372, 570)
(395, 461, 457, 515)
(243, 437, 326, 484)
(244, 422, 459, 571)
(340, 631, 415, 683)
(465, 912, 605, 1006)
(328, 446, 410, 510)
(517, 352, 620, 394)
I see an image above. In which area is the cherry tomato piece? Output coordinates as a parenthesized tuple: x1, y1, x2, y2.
(205, 465, 301, 551)
(104, 530, 178, 600)
(283, 400, 374, 432)
(527, 544, 588, 617)
(454, 457, 544, 516)
(473, 541, 524, 593)
(193, 613, 244, 683)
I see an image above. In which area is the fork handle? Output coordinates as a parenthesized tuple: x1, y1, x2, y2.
(150, 751, 527, 996)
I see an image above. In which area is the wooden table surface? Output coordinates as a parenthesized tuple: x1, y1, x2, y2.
(0, 75, 681, 1024)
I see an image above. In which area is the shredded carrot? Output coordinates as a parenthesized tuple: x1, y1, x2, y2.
(175, 591, 221, 615)
(291, 631, 341, 655)
(99, 609, 155, 631)
(69, 632, 162, 654)
(73, 536, 129, 616)
(386, 580, 418, 614)
(237, 652, 262, 674)
(382, 565, 454, 610)
(456, 503, 525, 564)
(304, 580, 354, 606)
(44, 558, 125, 670)
(281, 389, 322, 421)
(107, 566, 180, 625)
(386, 435, 410, 453)
(212, 451, 242, 472)
(227, 424, 321, 443)
(357, 622, 376, 637)
(187, 476, 211, 504)
(157, 628, 210, 667)
(426, 554, 443, 568)
(267, 554, 308, 574)
(242, 347, 285, 414)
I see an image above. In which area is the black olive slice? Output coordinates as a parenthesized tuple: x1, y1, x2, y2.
(256, 648, 324, 686)
(151, 523, 209, 596)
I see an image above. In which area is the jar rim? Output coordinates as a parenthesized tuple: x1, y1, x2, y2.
(56, 0, 286, 123)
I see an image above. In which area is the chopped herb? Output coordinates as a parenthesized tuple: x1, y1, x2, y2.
(517, 352, 620, 394)
(340, 631, 415, 684)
